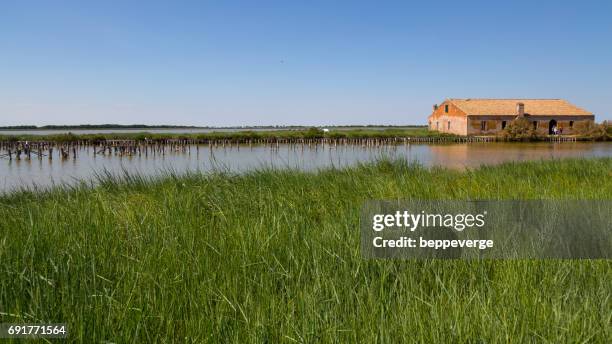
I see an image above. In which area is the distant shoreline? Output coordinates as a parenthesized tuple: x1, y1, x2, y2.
(0, 124, 426, 131)
(0, 127, 445, 141)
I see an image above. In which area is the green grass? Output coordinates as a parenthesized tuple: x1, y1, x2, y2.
(0, 127, 451, 143)
(0, 158, 610, 342)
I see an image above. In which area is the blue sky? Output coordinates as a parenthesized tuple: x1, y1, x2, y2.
(1, 0, 611, 126)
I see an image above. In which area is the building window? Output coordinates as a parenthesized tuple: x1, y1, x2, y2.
(480, 121, 486, 131)
(533, 121, 538, 130)
(447, 121, 451, 130)
(501, 121, 507, 129)
(444, 104, 449, 113)
(436, 121, 439, 130)
(569, 121, 574, 128)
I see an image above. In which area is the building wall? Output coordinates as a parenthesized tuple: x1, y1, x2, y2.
(428, 100, 595, 136)
(466, 116, 594, 135)
(467, 116, 514, 135)
(428, 101, 468, 135)
(528, 117, 594, 135)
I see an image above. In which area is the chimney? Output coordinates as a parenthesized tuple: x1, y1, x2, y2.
(433, 104, 438, 111)
(516, 102, 525, 117)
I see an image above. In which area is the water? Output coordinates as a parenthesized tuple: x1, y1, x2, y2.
(0, 142, 610, 192)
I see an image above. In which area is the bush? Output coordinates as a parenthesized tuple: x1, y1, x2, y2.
(0, 135, 20, 143)
(303, 127, 324, 139)
(52, 132, 80, 143)
(501, 117, 539, 141)
(574, 121, 609, 141)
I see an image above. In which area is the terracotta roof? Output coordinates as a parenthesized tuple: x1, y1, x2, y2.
(448, 99, 592, 116)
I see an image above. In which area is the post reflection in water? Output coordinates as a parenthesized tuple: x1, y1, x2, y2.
(0, 142, 610, 192)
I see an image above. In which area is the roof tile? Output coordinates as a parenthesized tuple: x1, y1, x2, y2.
(448, 99, 592, 116)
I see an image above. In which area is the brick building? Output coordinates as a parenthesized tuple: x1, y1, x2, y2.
(428, 99, 595, 136)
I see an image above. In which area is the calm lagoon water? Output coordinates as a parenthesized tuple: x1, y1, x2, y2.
(0, 142, 610, 192)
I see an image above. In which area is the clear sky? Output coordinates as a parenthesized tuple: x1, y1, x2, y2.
(1, 0, 611, 126)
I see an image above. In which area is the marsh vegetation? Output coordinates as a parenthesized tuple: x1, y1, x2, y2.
(0, 158, 610, 342)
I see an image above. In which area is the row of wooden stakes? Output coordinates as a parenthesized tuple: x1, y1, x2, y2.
(0, 135, 578, 160)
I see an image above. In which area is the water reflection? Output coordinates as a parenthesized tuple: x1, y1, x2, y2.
(425, 142, 610, 168)
(0, 142, 610, 192)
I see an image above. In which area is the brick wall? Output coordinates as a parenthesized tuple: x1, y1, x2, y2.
(467, 116, 594, 135)
(467, 116, 513, 135)
(428, 101, 595, 136)
(522, 117, 594, 135)
(428, 101, 468, 135)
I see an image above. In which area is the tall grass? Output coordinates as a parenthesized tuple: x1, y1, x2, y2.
(0, 127, 453, 143)
(0, 158, 610, 342)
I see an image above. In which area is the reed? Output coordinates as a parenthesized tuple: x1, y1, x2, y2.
(0, 127, 454, 144)
(0, 158, 610, 342)
(0, 127, 607, 149)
